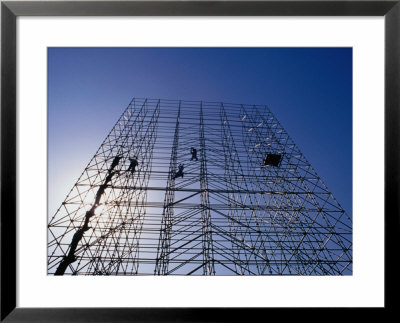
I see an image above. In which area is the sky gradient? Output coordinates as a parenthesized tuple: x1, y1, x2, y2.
(48, 47, 352, 217)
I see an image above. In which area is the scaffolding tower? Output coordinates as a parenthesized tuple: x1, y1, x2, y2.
(48, 98, 352, 275)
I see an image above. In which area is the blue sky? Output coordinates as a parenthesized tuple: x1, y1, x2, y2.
(48, 47, 352, 216)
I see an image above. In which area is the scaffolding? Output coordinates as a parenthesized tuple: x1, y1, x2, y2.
(48, 98, 352, 275)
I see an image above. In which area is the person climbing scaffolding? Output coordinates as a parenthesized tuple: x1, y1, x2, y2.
(173, 164, 184, 179)
(190, 147, 198, 161)
(127, 156, 139, 174)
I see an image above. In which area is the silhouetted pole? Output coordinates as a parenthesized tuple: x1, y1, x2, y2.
(54, 155, 122, 275)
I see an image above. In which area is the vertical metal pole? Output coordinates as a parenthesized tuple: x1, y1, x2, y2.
(199, 102, 215, 275)
(220, 104, 258, 274)
(155, 101, 181, 275)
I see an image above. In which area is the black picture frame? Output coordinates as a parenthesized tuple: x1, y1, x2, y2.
(1, 0, 399, 321)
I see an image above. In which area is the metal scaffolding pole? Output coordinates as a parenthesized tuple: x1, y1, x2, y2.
(155, 101, 181, 275)
(199, 102, 215, 275)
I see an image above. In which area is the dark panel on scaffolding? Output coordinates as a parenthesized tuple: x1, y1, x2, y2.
(263, 153, 282, 167)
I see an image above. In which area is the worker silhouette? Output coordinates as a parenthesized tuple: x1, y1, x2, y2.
(190, 147, 198, 161)
(173, 164, 184, 179)
(127, 157, 139, 174)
